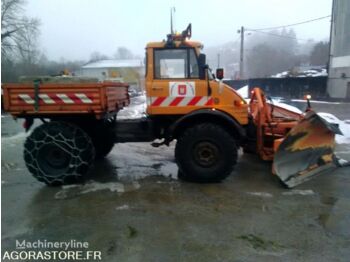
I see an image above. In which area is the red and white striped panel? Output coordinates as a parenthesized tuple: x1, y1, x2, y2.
(147, 96, 213, 107)
(18, 93, 93, 104)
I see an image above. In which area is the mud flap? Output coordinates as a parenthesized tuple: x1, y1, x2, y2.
(273, 111, 342, 188)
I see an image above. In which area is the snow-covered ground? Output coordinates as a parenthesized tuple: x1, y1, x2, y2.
(237, 85, 249, 98)
(318, 113, 350, 145)
(291, 99, 342, 105)
(236, 85, 302, 114)
(118, 95, 147, 119)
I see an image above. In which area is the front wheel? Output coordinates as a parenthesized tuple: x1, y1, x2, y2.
(24, 121, 95, 186)
(175, 123, 238, 183)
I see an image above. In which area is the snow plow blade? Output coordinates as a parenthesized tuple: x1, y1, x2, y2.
(273, 111, 342, 188)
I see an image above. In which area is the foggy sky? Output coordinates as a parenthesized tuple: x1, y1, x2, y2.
(26, 0, 332, 61)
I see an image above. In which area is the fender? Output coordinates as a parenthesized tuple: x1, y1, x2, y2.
(169, 109, 246, 141)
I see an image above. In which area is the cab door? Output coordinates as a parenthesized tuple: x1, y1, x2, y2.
(147, 48, 208, 115)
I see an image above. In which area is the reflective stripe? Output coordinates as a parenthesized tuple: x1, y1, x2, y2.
(205, 97, 214, 106)
(188, 96, 202, 106)
(19, 94, 34, 104)
(38, 94, 55, 104)
(160, 96, 175, 106)
(56, 94, 74, 104)
(75, 93, 93, 103)
(196, 96, 209, 106)
(169, 97, 184, 106)
(152, 97, 166, 106)
(18, 93, 93, 104)
(147, 96, 213, 107)
(178, 97, 193, 106)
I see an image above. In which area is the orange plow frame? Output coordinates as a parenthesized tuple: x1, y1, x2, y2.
(249, 87, 302, 161)
(248, 87, 340, 188)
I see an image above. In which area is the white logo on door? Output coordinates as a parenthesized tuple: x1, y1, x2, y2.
(169, 82, 195, 97)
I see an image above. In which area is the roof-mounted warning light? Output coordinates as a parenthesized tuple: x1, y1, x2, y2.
(166, 23, 192, 44)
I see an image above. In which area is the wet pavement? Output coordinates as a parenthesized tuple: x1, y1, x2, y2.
(2, 98, 350, 262)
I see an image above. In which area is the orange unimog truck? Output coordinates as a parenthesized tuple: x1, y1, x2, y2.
(2, 24, 340, 187)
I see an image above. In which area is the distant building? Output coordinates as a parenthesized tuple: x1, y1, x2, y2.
(327, 0, 350, 99)
(76, 59, 144, 90)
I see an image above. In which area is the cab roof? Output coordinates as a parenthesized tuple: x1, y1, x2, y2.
(146, 40, 203, 49)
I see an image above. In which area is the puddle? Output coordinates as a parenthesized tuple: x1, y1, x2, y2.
(116, 204, 130, 210)
(55, 180, 140, 200)
(247, 192, 273, 198)
(282, 189, 315, 196)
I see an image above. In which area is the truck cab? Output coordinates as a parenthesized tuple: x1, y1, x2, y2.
(144, 25, 248, 126)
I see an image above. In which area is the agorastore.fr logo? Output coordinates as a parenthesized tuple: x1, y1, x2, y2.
(2, 239, 102, 261)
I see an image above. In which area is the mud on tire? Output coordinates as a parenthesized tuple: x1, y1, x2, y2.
(24, 121, 95, 186)
(175, 123, 238, 183)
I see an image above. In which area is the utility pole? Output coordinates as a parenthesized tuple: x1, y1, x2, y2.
(239, 26, 244, 79)
(217, 53, 220, 68)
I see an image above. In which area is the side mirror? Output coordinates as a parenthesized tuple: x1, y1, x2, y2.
(198, 54, 207, 80)
(216, 68, 224, 80)
(198, 54, 206, 67)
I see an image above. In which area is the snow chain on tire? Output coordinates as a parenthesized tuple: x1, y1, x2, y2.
(24, 121, 95, 186)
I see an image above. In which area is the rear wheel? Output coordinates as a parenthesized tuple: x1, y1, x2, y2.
(175, 123, 238, 182)
(24, 121, 95, 186)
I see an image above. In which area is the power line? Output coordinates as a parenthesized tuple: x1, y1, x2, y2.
(248, 29, 309, 41)
(249, 15, 331, 31)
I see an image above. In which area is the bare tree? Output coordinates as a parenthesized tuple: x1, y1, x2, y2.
(245, 29, 300, 78)
(1, 0, 40, 61)
(310, 41, 329, 66)
(89, 51, 109, 62)
(114, 47, 134, 59)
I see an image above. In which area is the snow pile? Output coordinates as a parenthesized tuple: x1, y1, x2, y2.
(271, 68, 327, 78)
(236, 85, 249, 98)
(292, 99, 341, 105)
(237, 88, 302, 115)
(272, 101, 302, 114)
(272, 71, 290, 78)
(118, 95, 147, 119)
(303, 69, 328, 77)
(318, 112, 350, 145)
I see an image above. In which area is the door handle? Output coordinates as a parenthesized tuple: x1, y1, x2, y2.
(152, 86, 163, 90)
